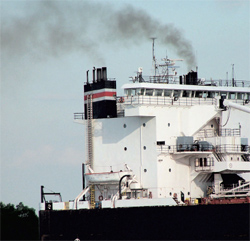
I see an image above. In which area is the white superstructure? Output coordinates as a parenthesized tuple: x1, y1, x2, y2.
(40, 54, 250, 211)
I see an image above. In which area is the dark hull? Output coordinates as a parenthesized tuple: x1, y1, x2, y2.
(39, 204, 250, 240)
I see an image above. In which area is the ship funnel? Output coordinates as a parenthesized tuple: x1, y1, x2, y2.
(93, 67, 96, 82)
(97, 68, 102, 82)
(102, 67, 107, 81)
(86, 70, 89, 84)
(84, 66, 117, 119)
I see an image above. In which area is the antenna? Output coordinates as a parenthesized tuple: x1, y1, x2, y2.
(150, 37, 157, 76)
(151, 37, 156, 61)
(232, 64, 234, 87)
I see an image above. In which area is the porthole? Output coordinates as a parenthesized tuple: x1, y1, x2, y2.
(169, 168, 171, 172)
(211, 124, 213, 128)
(123, 124, 127, 128)
(144, 169, 147, 172)
(143, 146, 146, 150)
(168, 123, 170, 127)
(169, 192, 172, 196)
(124, 147, 127, 151)
(188, 192, 190, 195)
(143, 123, 146, 127)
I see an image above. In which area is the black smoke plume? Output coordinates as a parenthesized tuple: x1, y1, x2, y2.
(2, 1, 196, 69)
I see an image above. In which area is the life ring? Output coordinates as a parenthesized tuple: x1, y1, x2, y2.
(119, 97, 124, 103)
(99, 195, 103, 201)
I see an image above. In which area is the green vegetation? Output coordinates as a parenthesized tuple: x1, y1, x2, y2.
(0, 202, 39, 240)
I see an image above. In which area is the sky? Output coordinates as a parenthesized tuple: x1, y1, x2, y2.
(1, 0, 250, 213)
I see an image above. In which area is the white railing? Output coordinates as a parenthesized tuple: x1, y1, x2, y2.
(118, 96, 217, 107)
(219, 181, 250, 194)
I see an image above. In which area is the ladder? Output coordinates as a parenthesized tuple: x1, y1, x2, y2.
(242, 154, 250, 162)
(86, 95, 95, 208)
(86, 94, 93, 167)
(90, 185, 95, 209)
(213, 151, 226, 162)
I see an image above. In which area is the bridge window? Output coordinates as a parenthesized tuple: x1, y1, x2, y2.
(195, 91, 202, 98)
(135, 89, 141, 95)
(183, 90, 191, 97)
(140, 89, 145, 95)
(195, 157, 214, 167)
(212, 92, 219, 97)
(229, 92, 236, 99)
(202, 92, 208, 98)
(155, 89, 163, 96)
(207, 92, 213, 98)
(164, 90, 172, 97)
(221, 92, 227, 98)
(145, 89, 154, 96)
(130, 89, 136, 96)
(125, 89, 131, 96)
(174, 90, 180, 97)
(237, 93, 244, 99)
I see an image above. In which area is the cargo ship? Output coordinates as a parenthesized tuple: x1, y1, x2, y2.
(39, 46, 250, 240)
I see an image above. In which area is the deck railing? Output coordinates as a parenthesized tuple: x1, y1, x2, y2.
(219, 128, 241, 137)
(74, 113, 85, 120)
(117, 96, 217, 107)
(215, 144, 249, 153)
(157, 144, 250, 154)
(156, 144, 215, 153)
(134, 76, 250, 87)
(196, 128, 241, 138)
(219, 182, 250, 193)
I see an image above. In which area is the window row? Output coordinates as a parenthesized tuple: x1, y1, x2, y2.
(195, 157, 214, 167)
(125, 88, 250, 100)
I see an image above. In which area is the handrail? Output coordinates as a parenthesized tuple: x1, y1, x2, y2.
(157, 144, 250, 154)
(216, 144, 249, 153)
(196, 128, 241, 138)
(220, 181, 250, 193)
(118, 96, 217, 107)
(74, 186, 90, 209)
(74, 113, 85, 120)
(156, 145, 214, 153)
(133, 76, 250, 87)
(219, 128, 241, 136)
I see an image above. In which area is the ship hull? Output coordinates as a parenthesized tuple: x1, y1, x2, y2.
(39, 203, 249, 240)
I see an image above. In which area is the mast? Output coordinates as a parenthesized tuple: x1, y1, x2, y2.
(232, 64, 235, 87)
(151, 37, 157, 76)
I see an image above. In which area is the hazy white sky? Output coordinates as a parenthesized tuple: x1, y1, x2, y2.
(1, 0, 249, 212)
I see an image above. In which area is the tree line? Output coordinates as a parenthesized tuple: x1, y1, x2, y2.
(0, 202, 39, 240)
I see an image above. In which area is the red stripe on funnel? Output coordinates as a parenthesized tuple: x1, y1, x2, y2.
(84, 91, 116, 100)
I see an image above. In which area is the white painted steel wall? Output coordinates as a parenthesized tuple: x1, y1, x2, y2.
(91, 116, 158, 197)
(222, 109, 250, 139)
(115, 197, 177, 208)
(125, 104, 219, 143)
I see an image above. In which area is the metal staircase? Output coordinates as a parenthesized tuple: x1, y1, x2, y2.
(242, 154, 250, 162)
(213, 151, 226, 162)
